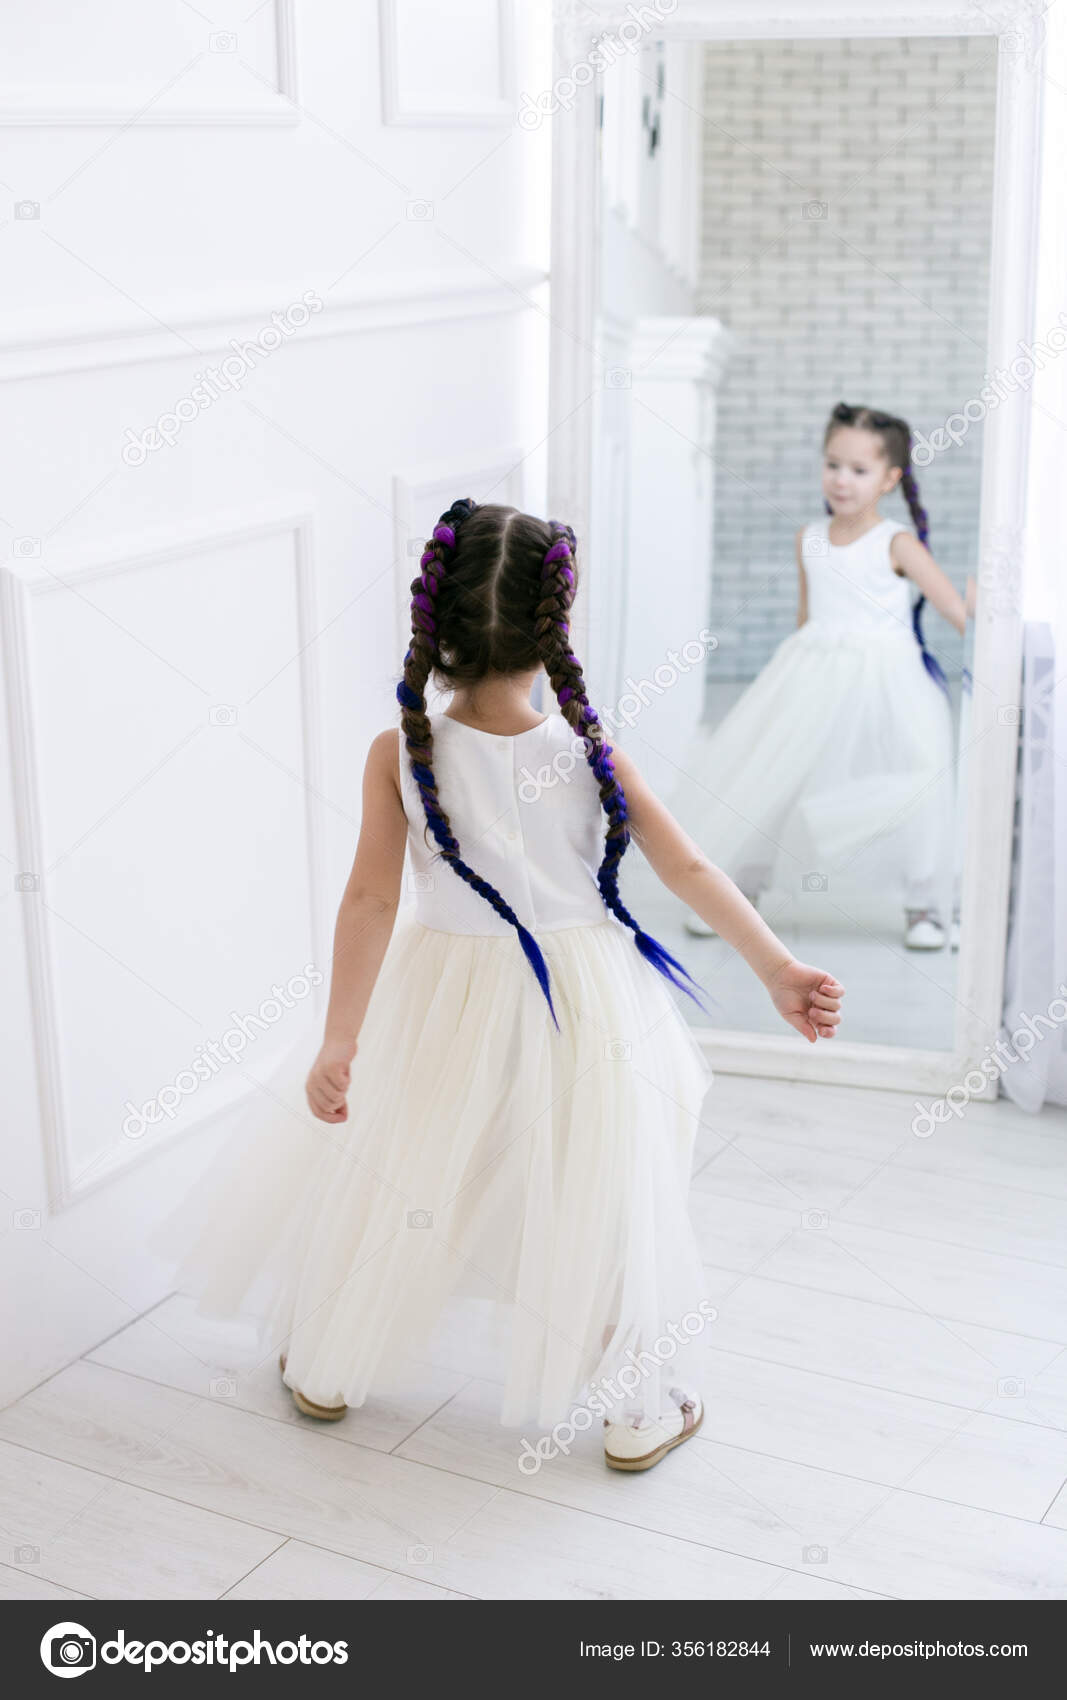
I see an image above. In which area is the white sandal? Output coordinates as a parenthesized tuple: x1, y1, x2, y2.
(904, 909, 946, 950)
(603, 1387, 703, 1472)
(278, 1351, 347, 1422)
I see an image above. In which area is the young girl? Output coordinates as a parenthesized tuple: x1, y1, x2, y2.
(156, 501, 843, 1474)
(681, 403, 967, 950)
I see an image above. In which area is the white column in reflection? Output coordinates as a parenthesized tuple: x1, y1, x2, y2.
(622, 316, 732, 788)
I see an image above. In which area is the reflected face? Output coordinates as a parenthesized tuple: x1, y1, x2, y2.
(822, 427, 901, 518)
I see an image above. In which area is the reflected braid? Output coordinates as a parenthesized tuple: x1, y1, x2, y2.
(899, 462, 948, 694)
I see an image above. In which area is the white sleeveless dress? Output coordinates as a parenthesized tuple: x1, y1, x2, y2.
(676, 516, 955, 911)
(152, 712, 713, 1428)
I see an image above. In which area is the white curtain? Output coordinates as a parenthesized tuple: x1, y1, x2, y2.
(999, 621, 1067, 1111)
(999, 10, 1067, 1114)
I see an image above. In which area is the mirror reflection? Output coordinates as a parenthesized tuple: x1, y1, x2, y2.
(591, 34, 995, 1048)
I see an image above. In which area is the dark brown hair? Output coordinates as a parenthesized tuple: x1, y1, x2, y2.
(396, 500, 702, 1022)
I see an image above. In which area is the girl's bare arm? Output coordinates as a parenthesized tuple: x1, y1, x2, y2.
(890, 532, 967, 635)
(609, 743, 843, 1042)
(795, 528, 809, 627)
(306, 730, 407, 1122)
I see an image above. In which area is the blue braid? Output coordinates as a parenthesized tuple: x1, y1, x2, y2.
(536, 524, 709, 1012)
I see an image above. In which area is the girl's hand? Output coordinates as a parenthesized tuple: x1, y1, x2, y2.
(767, 960, 844, 1043)
(306, 1041, 355, 1122)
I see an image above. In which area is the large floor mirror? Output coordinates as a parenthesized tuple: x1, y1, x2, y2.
(548, 0, 1041, 1092)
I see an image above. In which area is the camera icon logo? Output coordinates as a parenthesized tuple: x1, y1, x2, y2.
(15, 872, 39, 892)
(802, 200, 828, 220)
(210, 1376, 238, 1399)
(15, 200, 40, 221)
(803, 1208, 829, 1231)
(407, 1544, 433, 1563)
(801, 871, 828, 893)
(406, 1209, 433, 1229)
(605, 368, 631, 389)
(13, 1208, 41, 1229)
(605, 1039, 631, 1060)
(996, 704, 1021, 727)
(40, 1621, 97, 1676)
(406, 200, 434, 221)
(208, 705, 238, 727)
(407, 537, 427, 556)
(209, 31, 237, 52)
(804, 534, 828, 557)
(407, 871, 434, 894)
(803, 1543, 828, 1564)
(14, 537, 41, 558)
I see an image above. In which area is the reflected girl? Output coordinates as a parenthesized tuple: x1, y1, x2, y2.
(681, 402, 966, 949)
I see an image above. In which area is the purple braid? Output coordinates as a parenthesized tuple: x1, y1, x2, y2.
(395, 499, 560, 1026)
(900, 460, 949, 695)
(533, 522, 706, 1008)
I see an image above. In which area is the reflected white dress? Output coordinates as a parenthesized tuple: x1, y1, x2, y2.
(677, 516, 955, 912)
(152, 712, 713, 1429)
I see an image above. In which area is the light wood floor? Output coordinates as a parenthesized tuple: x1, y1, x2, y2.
(3, 1074, 1067, 1601)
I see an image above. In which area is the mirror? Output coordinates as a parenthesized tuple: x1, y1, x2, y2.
(584, 29, 999, 1057)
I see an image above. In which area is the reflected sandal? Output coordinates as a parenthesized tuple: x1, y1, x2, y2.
(603, 1390, 703, 1472)
(278, 1351, 346, 1422)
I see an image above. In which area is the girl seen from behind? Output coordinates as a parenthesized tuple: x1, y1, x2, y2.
(159, 499, 844, 1473)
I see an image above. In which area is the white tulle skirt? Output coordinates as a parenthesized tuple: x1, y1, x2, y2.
(151, 914, 714, 1429)
(675, 622, 956, 912)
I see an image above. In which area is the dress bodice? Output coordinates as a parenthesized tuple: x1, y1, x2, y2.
(800, 515, 913, 633)
(397, 713, 609, 936)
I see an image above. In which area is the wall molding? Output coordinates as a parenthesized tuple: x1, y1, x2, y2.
(0, 0, 299, 127)
(0, 502, 326, 1213)
(0, 267, 550, 382)
(379, 0, 516, 126)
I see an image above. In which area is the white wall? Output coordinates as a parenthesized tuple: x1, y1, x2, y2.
(0, 0, 551, 1403)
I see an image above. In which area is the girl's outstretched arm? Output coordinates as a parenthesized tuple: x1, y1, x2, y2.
(610, 743, 843, 1042)
(306, 730, 407, 1122)
(890, 532, 967, 635)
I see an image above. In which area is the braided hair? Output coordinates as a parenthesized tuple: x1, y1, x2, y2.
(396, 500, 704, 1025)
(823, 402, 949, 695)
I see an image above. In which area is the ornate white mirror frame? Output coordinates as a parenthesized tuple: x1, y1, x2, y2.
(546, 0, 1045, 1093)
